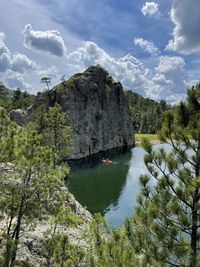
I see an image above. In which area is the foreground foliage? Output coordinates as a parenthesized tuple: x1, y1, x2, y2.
(131, 83, 200, 266)
(1, 82, 200, 267)
(0, 108, 76, 266)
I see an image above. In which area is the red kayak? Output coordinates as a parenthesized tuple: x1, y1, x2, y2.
(100, 159, 113, 164)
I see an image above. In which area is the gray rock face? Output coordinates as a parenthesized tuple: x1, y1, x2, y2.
(9, 109, 29, 126)
(0, 192, 92, 267)
(36, 66, 134, 159)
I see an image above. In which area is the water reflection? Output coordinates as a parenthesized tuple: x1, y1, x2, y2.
(69, 144, 171, 228)
(68, 152, 131, 215)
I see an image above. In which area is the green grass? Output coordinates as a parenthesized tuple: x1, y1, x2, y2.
(135, 133, 159, 143)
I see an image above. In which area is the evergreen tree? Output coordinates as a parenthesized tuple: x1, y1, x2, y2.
(0, 108, 72, 266)
(131, 83, 200, 266)
(39, 104, 72, 164)
(125, 90, 169, 133)
(11, 88, 34, 110)
(41, 76, 51, 91)
(85, 214, 141, 267)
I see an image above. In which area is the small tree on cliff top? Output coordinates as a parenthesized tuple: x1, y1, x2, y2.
(131, 83, 200, 266)
(41, 76, 51, 91)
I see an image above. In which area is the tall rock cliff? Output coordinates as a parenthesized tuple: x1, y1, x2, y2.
(35, 65, 134, 160)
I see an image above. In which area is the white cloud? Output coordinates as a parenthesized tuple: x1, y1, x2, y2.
(155, 56, 185, 74)
(155, 56, 186, 95)
(65, 41, 164, 99)
(165, 94, 187, 105)
(134, 38, 160, 55)
(1, 70, 33, 91)
(0, 32, 37, 73)
(141, 2, 159, 16)
(12, 53, 37, 73)
(23, 24, 67, 57)
(6, 76, 32, 91)
(64, 42, 191, 103)
(166, 0, 200, 54)
(152, 73, 173, 87)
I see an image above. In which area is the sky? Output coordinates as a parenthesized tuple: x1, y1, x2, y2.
(0, 0, 200, 104)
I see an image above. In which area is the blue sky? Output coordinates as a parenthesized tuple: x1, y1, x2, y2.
(0, 0, 200, 104)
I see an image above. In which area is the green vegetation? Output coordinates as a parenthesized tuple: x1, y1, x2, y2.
(85, 83, 200, 267)
(85, 214, 141, 266)
(102, 84, 111, 101)
(12, 88, 34, 110)
(0, 107, 76, 266)
(55, 83, 64, 92)
(125, 90, 170, 134)
(101, 72, 113, 103)
(35, 103, 73, 164)
(1, 78, 200, 266)
(0, 82, 13, 109)
(131, 83, 200, 266)
(0, 83, 34, 111)
(66, 77, 75, 90)
(135, 133, 159, 143)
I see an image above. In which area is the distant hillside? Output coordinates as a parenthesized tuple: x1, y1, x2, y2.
(125, 90, 170, 134)
(0, 82, 34, 110)
(0, 81, 13, 97)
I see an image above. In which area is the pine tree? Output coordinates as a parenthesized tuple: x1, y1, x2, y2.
(41, 76, 51, 91)
(131, 83, 200, 266)
(0, 109, 72, 266)
(85, 214, 141, 267)
(41, 104, 72, 164)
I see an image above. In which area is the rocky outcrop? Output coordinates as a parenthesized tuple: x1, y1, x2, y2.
(34, 65, 134, 160)
(0, 192, 92, 267)
(10, 109, 29, 126)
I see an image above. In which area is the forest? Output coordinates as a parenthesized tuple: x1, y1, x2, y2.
(125, 90, 170, 133)
(0, 82, 169, 134)
(0, 82, 200, 266)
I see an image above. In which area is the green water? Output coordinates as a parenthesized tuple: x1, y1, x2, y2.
(68, 144, 170, 228)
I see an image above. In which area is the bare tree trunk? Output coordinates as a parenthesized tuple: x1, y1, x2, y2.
(9, 195, 25, 266)
(190, 190, 198, 267)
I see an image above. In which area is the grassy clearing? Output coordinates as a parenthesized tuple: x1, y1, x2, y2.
(135, 133, 160, 144)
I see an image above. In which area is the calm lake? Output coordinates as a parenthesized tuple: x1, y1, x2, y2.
(68, 144, 170, 228)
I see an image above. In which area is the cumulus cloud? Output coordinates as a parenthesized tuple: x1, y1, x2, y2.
(37, 65, 58, 78)
(0, 69, 33, 91)
(12, 53, 37, 73)
(65, 41, 164, 99)
(155, 56, 185, 74)
(23, 24, 67, 57)
(155, 56, 186, 95)
(166, 0, 200, 54)
(65, 42, 190, 103)
(0, 32, 37, 73)
(134, 38, 160, 55)
(6, 76, 32, 91)
(141, 2, 159, 16)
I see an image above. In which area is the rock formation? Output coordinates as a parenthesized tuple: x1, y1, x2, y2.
(34, 65, 134, 160)
(0, 191, 92, 267)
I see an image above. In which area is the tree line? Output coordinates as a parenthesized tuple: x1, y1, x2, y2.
(125, 90, 170, 134)
(0, 81, 199, 266)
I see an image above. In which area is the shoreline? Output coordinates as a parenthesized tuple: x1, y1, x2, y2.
(135, 139, 162, 146)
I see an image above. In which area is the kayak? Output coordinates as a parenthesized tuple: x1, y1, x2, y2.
(100, 159, 112, 164)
